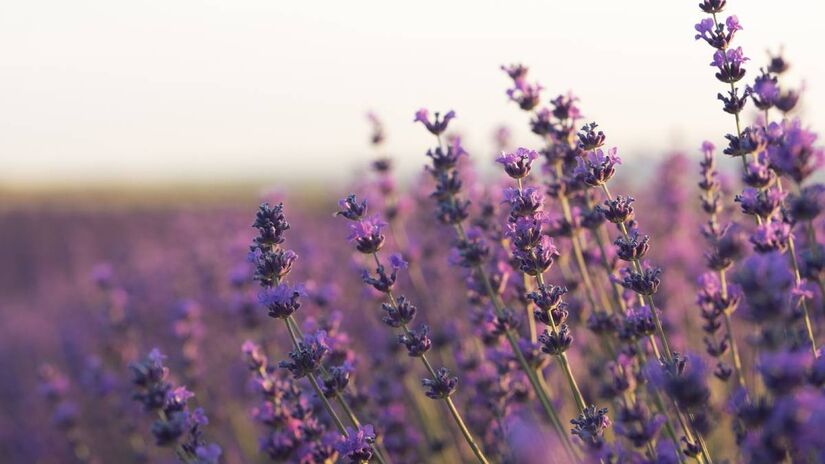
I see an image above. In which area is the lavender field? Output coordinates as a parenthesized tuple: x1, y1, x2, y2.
(2, 1, 825, 463)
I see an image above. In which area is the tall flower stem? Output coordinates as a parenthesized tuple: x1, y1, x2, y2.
(460, 225, 580, 462)
(600, 184, 674, 362)
(370, 252, 490, 464)
(775, 179, 819, 356)
(718, 270, 747, 388)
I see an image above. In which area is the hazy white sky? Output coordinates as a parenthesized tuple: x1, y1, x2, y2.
(1, 0, 823, 186)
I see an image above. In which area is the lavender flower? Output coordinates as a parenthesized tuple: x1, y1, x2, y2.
(422, 367, 458, 399)
(279, 331, 329, 379)
(414, 109, 456, 136)
(495, 147, 539, 179)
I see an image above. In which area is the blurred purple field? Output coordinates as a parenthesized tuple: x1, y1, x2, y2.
(2, 1, 825, 464)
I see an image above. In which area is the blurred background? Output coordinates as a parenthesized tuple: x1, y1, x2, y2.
(1, 0, 823, 190)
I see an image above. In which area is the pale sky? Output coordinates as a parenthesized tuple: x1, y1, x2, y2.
(1, 0, 823, 186)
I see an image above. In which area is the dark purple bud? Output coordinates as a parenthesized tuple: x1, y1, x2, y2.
(617, 265, 663, 296)
(570, 405, 611, 450)
(337, 425, 376, 463)
(574, 147, 621, 187)
(347, 216, 386, 254)
(718, 87, 749, 114)
(698, 0, 726, 13)
(711, 47, 748, 83)
(399, 324, 432, 357)
(422, 367, 458, 399)
(322, 363, 352, 398)
(336, 194, 368, 221)
(597, 196, 635, 224)
(249, 248, 298, 287)
(723, 126, 765, 158)
(539, 325, 573, 355)
(577, 122, 606, 151)
(279, 331, 329, 379)
(614, 232, 650, 261)
(513, 236, 559, 276)
(382, 295, 417, 328)
(414, 109, 456, 136)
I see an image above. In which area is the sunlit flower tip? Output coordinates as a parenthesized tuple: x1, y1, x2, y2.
(388, 253, 408, 270)
(506, 214, 546, 251)
(422, 367, 458, 399)
(259, 283, 304, 319)
(577, 122, 606, 151)
(538, 324, 573, 355)
(382, 295, 417, 328)
(279, 331, 329, 379)
(624, 305, 656, 338)
(571, 405, 611, 449)
(698, 0, 726, 14)
(347, 216, 387, 254)
(414, 108, 456, 135)
(574, 147, 621, 187)
(336, 194, 368, 221)
(399, 324, 432, 357)
(496, 147, 539, 179)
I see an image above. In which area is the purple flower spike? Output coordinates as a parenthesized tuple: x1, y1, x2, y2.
(337, 425, 376, 464)
(711, 47, 749, 83)
(399, 324, 432, 357)
(259, 283, 305, 319)
(698, 0, 726, 13)
(347, 216, 387, 254)
(414, 108, 456, 136)
(575, 147, 621, 187)
(496, 147, 539, 179)
(571, 405, 611, 450)
(279, 331, 329, 379)
(336, 194, 368, 221)
(422, 367, 458, 399)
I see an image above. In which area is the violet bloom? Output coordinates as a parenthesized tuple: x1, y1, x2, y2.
(767, 119, 825, 183)
(337, 425, 376, 464)
(336, 194, 368, 220)
(252, 202, 290, 251)
(539, 324, 573, 355)
(574, 147, 621, 187)
(506, 81, 543, 111)
(347, 215, 387, 254)
(748, 69, 779, 110)
(381, 295, 417, 328)
(414, 108, 455, 136)
(422, 367, 458, 399)
(513, 235, 559, 276)
(500, 63, 529, 85)
(734, 187, 786, 219)
(694, 15, 741, 49)
(734, 251, 795, 322)
(597, 195, 635, 224)
(698, 0, 726, 14)
(249, 247, 298, 288)
(617, 264, 663, 296)
(570, 405, 611, 450)
(503, 186, 544, 219)
(496, 147, 539, 179)
(711, 47, 748, 84)
(750, 221, 791, 254)
(279, 331, 329, 379)
(399, 324, 432, 357)
(759, 350, 810, 394)
(577, 122, 606, 151)
(614, 232, 650, 262)
(259, 283, 305, 319)
(723, 125, 765, 158)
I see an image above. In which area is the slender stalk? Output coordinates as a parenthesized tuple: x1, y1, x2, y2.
(372, 252, 489, 464)
(718, 271, 747, 388)
(775, 180, 819, 356)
